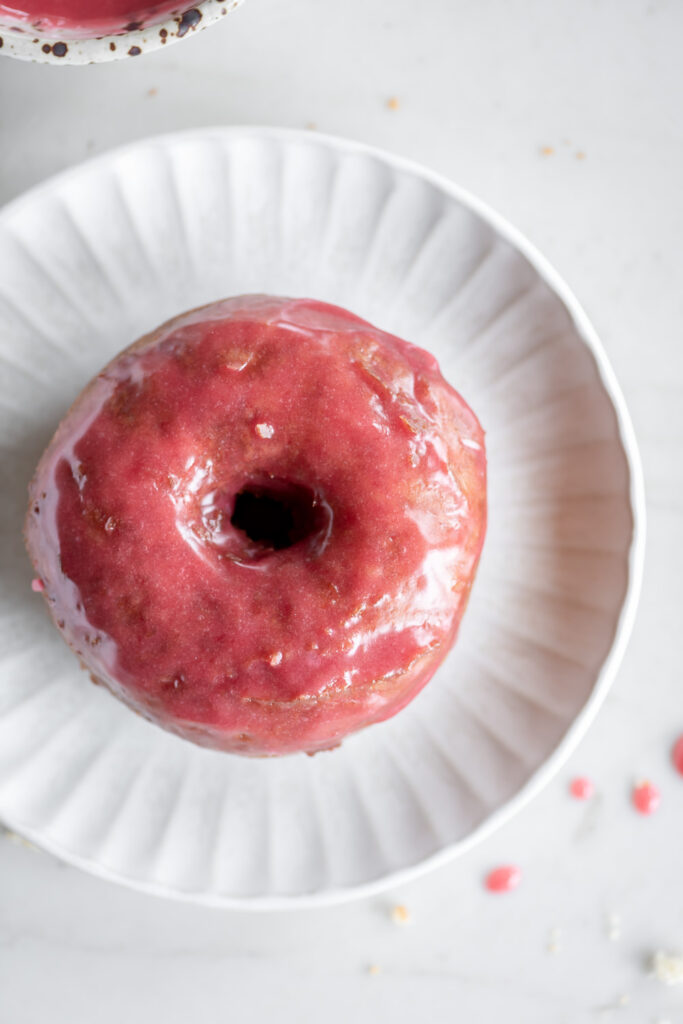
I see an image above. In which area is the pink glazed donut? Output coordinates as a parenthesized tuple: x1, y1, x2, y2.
(25, 296, 487, 756)
(0, 0, 185, 37)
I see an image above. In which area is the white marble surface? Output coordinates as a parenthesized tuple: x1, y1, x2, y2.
(1, 0, 682, 1020)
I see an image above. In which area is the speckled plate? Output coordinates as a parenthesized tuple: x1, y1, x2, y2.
(0, 128, 644, 906)
(0, 0, 243, 65)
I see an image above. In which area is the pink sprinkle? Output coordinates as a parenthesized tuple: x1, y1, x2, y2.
(31, 578, 44, 593)
(485, 865, 522, 893)
(569, 776, 595, 800)
(632, 780, 660, 815)
(672, 735, 683, 777)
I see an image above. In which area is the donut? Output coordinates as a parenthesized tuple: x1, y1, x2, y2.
(0, 0, 183, 37)
(25, 296, 487, 756)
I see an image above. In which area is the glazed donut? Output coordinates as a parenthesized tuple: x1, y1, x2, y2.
(25, 296, 487, 756)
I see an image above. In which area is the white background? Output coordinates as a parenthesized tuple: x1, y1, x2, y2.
(1, 1, 682, 1021)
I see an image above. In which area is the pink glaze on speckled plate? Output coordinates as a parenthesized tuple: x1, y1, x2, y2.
(25, 296, 487, 757)
(0, 0, 243, 64)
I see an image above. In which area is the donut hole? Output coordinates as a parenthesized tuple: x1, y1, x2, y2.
(231, 480, 330, 553)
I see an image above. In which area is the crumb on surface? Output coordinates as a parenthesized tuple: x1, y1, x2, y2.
(368, 964, 381, 976)
(386, 96, 400, 111)
(305, 122, 318, 131)
(576, 150, 586, 160)
(485, 864, 522, 893)
(3, 829, 38, 851)
(570, 776, 595, 800)
(652, 950, 683, 986)
(672, 734, 683, 775)
(632, 779, 661, 815)
(391, 904, 411, 925)
(147, 87, 158, 97)
(540, 145, 555, 157)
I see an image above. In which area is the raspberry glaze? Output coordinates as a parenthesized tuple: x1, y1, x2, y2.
(0, 0, 181, 36)
(25, 297, 487, 756)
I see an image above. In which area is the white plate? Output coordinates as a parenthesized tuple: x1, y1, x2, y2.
(0, 127, 644, 907)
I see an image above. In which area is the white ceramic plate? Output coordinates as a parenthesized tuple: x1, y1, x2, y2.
(0, 127, 644, 907)
(0, 0, 243, 65)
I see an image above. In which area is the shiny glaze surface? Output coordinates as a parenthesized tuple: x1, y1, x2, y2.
(25, 296, 487, 755)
